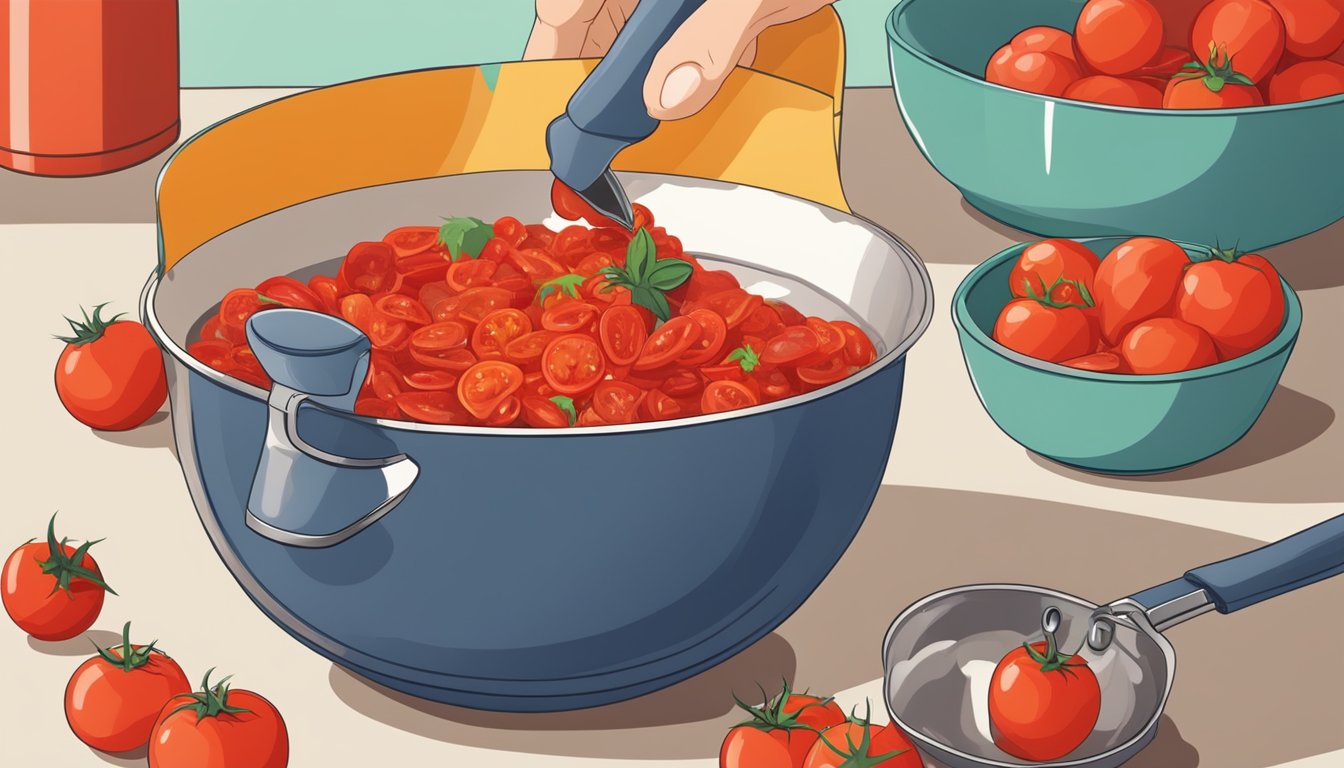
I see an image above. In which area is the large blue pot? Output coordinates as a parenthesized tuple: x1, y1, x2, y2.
(143, 171, 933, 711)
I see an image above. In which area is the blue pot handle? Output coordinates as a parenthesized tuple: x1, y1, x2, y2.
(243, 309, 419, 548)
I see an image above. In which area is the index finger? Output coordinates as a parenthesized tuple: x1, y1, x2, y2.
(523, 0, 609, 60)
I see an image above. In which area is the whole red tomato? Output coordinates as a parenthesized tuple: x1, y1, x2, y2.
(1192, 0, 1286, 84)
(1121, 318, 1221, 373)
(985, 48, 1083, 96)
(993, 295, 1098, 364)
(989, 639, 1101, 761)
(1064, 75, 1165, 107)
(65, 623, 192, 753)
(1075, 0, 1165, 74)
(720, 680, 846, 768)
(1092, 237, 1190, 344)
(1010, 239, 1101, 305)
(1175, 249, 1286, 358)
(1163, 45, 1266, 107)
(2, 514, 114, 640)
(1269, 59, 1344, 102)
(149, 670, 289, 768)
(1266, 0, 1344, 57)
(55, 304, 167, 431)
(802, 711, 921, 768)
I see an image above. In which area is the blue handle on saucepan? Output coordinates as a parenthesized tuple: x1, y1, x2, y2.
(1132, 514, 1344, 614)
(546, 0, 707, 192)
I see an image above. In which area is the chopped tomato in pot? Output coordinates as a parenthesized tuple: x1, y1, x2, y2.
(191, 211, 882, 426)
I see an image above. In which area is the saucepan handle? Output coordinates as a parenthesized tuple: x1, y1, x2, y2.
(243, 309, 419, 548)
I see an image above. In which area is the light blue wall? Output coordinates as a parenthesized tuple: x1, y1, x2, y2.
(180, 0, 894, 87)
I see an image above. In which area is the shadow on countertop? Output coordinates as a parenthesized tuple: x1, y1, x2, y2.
(326, 486, 1344, 765)
(91, 411, 177, 457)
(89, 745, 148, 766)
(1030, 385, 1338, 503)
(28, 629, 124, 657)
(0, 157, 169, 225)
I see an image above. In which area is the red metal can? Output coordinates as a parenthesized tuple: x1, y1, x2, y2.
(1, 0, 179, 176)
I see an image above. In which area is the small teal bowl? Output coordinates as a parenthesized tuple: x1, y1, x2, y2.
(887, 0, 1344, 249)
(952, 238, 1301, 475)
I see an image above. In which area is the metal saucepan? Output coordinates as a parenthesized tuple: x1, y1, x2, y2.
(144, 170, 933, 711)
(882, 514, 1344, 767)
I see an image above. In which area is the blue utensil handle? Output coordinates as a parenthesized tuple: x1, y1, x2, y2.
(548, 0, 708, 190)
(1133, 514, 1344, 614)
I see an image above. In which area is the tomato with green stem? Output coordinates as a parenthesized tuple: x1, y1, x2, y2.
(1175, 247, 1285, 357)
(3, 514, 115, 640)
(993, 276, 1098, 363)
(55, 304, 168, 431)
(989, 617, 1101, 761)
(1010, 240, 1102, 305)
(65, 622, 191, 753)
(149, 669, 288, 768)
(801, 703, 920, 768)
(1192, 0, 1286, 83)
(1164, 45, 1266, 107)
(720, 680, 846, 768)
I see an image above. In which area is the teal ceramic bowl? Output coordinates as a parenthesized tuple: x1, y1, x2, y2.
(952, 238, 1301, 475)
(887, 0, 1344, 249)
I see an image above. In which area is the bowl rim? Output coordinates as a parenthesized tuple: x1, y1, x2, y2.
(951, 236, 1303, 383)
(143, 173, 936, 437)
(886, 0, 1344, 117)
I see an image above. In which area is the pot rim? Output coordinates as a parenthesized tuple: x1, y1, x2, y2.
(142, 177, 935, 437)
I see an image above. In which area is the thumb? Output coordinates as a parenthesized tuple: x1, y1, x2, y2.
(643, 0, 832, 120)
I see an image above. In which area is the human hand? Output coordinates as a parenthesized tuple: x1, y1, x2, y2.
(523, 0, 837, 120)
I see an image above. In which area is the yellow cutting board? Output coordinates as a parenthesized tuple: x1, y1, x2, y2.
(159, 9, 847, 271)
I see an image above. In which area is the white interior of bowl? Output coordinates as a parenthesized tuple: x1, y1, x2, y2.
(149, 171, 933, 429)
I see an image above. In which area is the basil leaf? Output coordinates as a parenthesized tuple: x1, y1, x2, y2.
(550, 395, 577, 426)
(625, 227, 655, 282)
(438, 216, 494, 261)
(726, 344, 760, 373)
(646, 259, 693, 291)
(538, 274, 586, 304)
(646, 289, 671, 322)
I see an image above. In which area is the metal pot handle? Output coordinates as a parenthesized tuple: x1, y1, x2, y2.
(243, 309, 419, 548)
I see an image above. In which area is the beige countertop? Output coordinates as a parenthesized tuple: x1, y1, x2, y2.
(1, 87, 1340, 767)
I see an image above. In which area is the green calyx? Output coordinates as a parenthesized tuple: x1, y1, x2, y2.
(538, 274, 587, 304)
(1175, 43, 1255, 93)
(549, 395, 578, 426)
(813, 701, 908, 768)
(600, 227, 693, 322)
(93, 622, 163, 673)
(731, 679, 832, 733)
(54, 303, 125, 346)
(726, 344, 760, 373)
(1023, 628, 1089, 677)
(37, 513, 116, 598)
(166, 668, 253, 721)
(1024, 275, 1094, 310)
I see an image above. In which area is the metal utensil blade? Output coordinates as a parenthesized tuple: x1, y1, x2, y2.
(572, 168, 635, 231)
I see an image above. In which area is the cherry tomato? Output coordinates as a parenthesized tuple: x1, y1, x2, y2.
(483, 395, 522, 426)
(761, 325, 821, 365)
(1075, 0, 1164, 75)
(522, 396, 571, 428)
(1121, 318, 1221, 373)
(403, 370, 458, 390)
(542, 334, 606, 395)
(1063, 351, 1126, 372)
(993, 299, 1098, 362)
(577, 407, 607, 426)
(802, 720, 920, 768)
(830, 320, 878, 366)
(679, 309, 729, 366)
(797, 355, 852, 386)
(340, 293, 375, 335)
(805, 318, 846, 359)
(504, 330, 557, 367)
(55, 306, 168, 431)
(433, 287, 515, 324)
(148, 671, 288, 768)
(635, 316, 702, 370)
(986, 49, 1083, 96)
(591, 380, 644, 424)
(3, 515, 113, 640)
(383, 225, 439, 259)
(456, 361, 524, 420)
(1133, 46, 1195, 78)
(640, 388, 683, 421)
(1192, 0, 1286, 83)
(189, 340, 233, 371)
(756, 367, 796, 401)
(374, 293, 431, 326)
(1266, 0, 1344, 57)
(256, 276, 322, 311)
(542, 301, 600, 334)
(411, 320, 469, 351)
(990, 641, 1101, 761)
(1164, 68, 1266, 107)
(1064, 75, 1164, 106)
(1011, 25, 1078, 59)
(1093, 237, 1191, 344)
(693, 289, 762, 329)
(599, 305, 647, 366)
(65, 623, 191, 753)
(355, 397, 401, 418)
(740, 303, 786, 338)
(472, 308, 533, 359)
(551, 178, 623, 228)
(1269, 59, 1344, 102)
(510, 247, 566, 282)
(702, 380, 759, 413)
(551, 225, 593, 262)
(396, 390, 470, 424)
(493, 216, 529, 247)
(446, 258, 499, 292)
(339, 241, 398, 294)
(218, 288, 267, 333)
(661, 368, 705, 398)
(1175, 251, 1285, 357)
(1010, 239, 1101, 304)
(367, 355, 404, 401)
(308, 275, 342, 313)
(367, 312, 410, 351)
(720, 683, 846, 768)
(410, 346, 477, 372)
